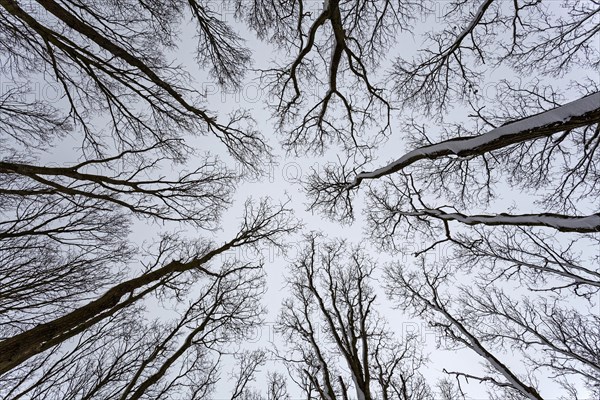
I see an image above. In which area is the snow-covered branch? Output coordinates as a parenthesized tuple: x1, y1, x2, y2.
(401, 209, 600, 233)
(349, 92, 600, 188)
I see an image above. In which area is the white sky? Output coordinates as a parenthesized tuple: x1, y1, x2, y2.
(138, 2, 598, 398)
(1, 0, 596, 398)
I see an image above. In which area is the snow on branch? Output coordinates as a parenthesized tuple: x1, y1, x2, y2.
(348, 92, 600, 188)
(403, 209, 600, 233)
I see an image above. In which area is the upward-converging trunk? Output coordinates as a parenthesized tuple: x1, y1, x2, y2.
(0, 239, 239, 375)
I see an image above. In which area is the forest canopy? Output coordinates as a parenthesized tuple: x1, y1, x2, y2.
(0, 0, 598, 399)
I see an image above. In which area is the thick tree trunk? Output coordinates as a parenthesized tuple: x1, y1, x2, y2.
(0, 239, 236, 375)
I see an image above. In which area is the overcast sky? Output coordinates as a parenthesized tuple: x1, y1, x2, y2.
(2, 0, 595, 398)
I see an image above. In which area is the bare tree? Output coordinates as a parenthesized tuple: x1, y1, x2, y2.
(0, 2, 297, 397)
(235, 0, 428, 159)
(265, 372, 290, 400)
(276, 234, 433, 400)
(385, 258, 600, 399)
(2, 0, 598, 398)
(385, 261, 545, 400)
(295, 3, 599, 396)
(308, 90, 600, 225)
(0, 199, 298, 400)
(0, 0, 267, 166)
(1, 269, 270, 400)
(0, 198, 295, 375)
(301, 1, 599, 229)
